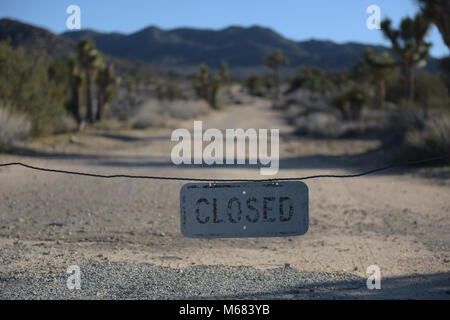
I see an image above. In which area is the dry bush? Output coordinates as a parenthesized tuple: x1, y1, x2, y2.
(132, 100, 168, 129)
(0, 108, 30, 150)
(282, 89, 385, 138)
(293, 112, 341, 138)
(283, 90, 333, 115)
(283, 90, 342, 137)
(165, 99, 210, 119)
(132, 99, 209, 129)
(218, 84, 254, 106)
(400, 114, 450, 160)
(54, 115, 80, 134)
(282, 89, 441, 139)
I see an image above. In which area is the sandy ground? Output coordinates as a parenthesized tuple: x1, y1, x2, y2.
(0, 99, 449, 299)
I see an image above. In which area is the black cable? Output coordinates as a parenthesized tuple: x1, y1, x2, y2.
(0, 154, 449, 182)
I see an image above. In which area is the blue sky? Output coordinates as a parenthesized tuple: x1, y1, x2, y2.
(1, 0, 448, 57)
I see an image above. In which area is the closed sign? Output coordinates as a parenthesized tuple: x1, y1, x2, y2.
(180, 181, 309, 238)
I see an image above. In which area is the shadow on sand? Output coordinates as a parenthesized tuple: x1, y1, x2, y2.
(197, 271, 450, 299)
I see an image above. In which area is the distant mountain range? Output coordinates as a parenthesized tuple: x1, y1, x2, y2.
(0, 18, 152, 78)
(0, 18, 438, 76)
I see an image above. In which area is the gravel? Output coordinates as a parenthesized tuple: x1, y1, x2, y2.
(0, 261, 364, 300)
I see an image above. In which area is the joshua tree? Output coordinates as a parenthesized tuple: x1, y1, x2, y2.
(246, 76, 262, 96)
(381, 14, 432, 102)
(418, 0, 450, 49)
(78, 38, 103, 122)
(219, 61, 230, 83)
(219, 61, 233, 97)
(207, 73, 223, 109)
(194, 65, 212, 106)
(363, 49, 396, 108)
(263, 49, 289, 100)
(193, 64, 224, 109)
(67, 55, 83, 127)
(96, 65, 119, 121)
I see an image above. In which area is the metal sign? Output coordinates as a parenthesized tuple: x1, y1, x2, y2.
(180, 181, 309, 238)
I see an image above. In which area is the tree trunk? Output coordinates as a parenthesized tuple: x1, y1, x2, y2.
(210, 87, 219, 110)
(376, 78, 386, 109)
(274, 67, 280, 102)
(96, 91, 105, 121)
(85, 70, 94, 123)
(70, 84, 81, 124)
(403, 66, 415, 102)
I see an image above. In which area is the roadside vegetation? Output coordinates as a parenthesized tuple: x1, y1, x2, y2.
(0, 1, 448, 162)
(249, 8, 449, 161)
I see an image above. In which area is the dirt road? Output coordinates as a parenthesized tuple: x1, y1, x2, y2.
(0, 100, 449, 299)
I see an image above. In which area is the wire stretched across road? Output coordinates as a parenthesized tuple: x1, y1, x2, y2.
(0, 154, 449, 182)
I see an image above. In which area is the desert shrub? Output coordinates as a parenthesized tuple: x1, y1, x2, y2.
(326, 69, 351, 91)
(132, 101, 168, 129)
(384, 105, 427, 143)
(385, 69, 449, 112)
(132, 99, 209, 129)
(0, 41, 66, 136)
(218, 84, 252, 106)
(414, 71, 450, 112)
(293, 112, 341, 138)
(400, 114, 450, 159)
(55, 115, 80, 134)
(282, 89, 400, 138)
(331, 84, 370, 120)
(262, 75, 276, 96)
(385, 71, 406, 104)
(282, 90, 340, 137)
(283, 89, 334, 115)
(165, 99, 209, 119)
(0, 107, 30, 151)
(156, 82, 186, 101)
(287, 66, 335, 94)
